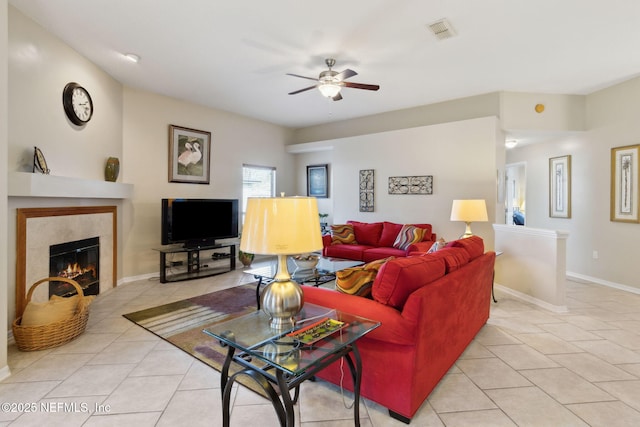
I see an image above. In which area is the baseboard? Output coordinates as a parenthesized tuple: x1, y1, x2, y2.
(0, 365, 11, 382)
(120, 272, 160, 285)
(493, 283, 569, 313)
(566, 271, 640, 295)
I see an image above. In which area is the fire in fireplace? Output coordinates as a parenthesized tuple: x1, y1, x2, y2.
(49, 237, 100, 298)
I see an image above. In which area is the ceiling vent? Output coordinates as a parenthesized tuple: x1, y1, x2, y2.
(428, 18, 456, 40)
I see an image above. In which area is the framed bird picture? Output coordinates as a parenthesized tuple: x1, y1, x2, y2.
(168, 125, 211, 184)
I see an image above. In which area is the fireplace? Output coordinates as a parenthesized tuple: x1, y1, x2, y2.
(16, 206, 117, 318)
(49, 237, 100, 298)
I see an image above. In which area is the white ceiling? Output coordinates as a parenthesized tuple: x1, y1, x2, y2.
(10, 0, 640, 129)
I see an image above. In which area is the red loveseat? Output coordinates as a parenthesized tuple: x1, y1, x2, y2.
(304, 236, 495, 423)
(322, 221, 436, 262)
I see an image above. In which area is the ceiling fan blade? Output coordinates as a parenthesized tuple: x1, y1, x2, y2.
(343, 81, 380, 91)
(286, 73, 319, 82)
(334, 68, 357, 81)
(332, 92, 343, 101)
(288, 85, 317, 95)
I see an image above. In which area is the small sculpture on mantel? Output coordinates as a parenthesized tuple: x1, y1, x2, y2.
(33, 146, 50, 174)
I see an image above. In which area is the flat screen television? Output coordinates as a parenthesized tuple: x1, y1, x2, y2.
(161, 198, 239, 248)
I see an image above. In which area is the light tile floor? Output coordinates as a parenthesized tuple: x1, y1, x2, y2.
(2, 270, 640, 426)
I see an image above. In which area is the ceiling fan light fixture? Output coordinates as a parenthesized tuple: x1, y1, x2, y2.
(318, 83, 341, 98)
(505, 140, 518, 149)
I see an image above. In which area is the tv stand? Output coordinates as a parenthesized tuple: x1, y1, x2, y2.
(154, 243, 236, 283)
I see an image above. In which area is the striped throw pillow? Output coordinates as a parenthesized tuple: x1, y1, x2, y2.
(393, 224, 427, 250)
(335, 257, 392, 297)
(336, 267, 376, 297)
(330, 224, 358, 245)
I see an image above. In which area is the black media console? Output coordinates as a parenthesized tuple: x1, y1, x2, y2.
(154, 243, 236, 283)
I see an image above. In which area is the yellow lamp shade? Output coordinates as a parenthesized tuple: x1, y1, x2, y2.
(240, 197, 323, 255)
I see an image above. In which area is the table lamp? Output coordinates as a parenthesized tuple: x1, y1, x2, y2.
(240, 196, 323, 329)
(450, 199, 488, 238)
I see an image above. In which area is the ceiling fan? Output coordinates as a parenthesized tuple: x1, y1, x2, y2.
(287, 58, 380, 101)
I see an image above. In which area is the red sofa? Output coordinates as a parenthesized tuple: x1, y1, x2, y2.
(304, 236, 495, 423)
(322, 220, 436, 262)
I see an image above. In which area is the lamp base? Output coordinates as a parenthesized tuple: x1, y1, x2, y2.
(460, 222, 474, 239)
(261, 279, 304, 329)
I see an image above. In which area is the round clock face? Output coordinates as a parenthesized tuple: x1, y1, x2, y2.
(63, 82, 93, 125)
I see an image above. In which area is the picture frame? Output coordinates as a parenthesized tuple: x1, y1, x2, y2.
(359, 169, 374, 212)
(388, 175, 433, 195)
(611, 145, 639, 222)
(307, 164, 329, 198)
(549, 155, 571, 218)
(168, 125, 211, 184)
(33, 146, 50, 174)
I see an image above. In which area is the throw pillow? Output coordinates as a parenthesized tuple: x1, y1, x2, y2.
(336, 266, 377, 297)
(378, 222, 404, 247)
(330, 224, 358, 245)
(348, 221, 383, 246)
(335, 257, 392, 297)
(21, 295, 79, 326)
(392, 224, 427, 251)
(427, 237, 447, 253)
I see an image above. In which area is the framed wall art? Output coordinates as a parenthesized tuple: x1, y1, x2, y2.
(168, 125, 211, 184)
(388, 175, 433, 195)
(611, 145, 639, 222)
(307, 164, 328, 198)
(549, 155, 571, 218)
(359, 169, 374, 212)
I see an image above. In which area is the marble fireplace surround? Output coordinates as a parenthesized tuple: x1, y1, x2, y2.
(16, 206, 117, 317)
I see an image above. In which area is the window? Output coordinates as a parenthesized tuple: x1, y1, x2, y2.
(242, 164, 276, 223)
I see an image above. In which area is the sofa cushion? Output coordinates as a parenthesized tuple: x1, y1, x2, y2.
(372, 256, 446, 310)
(378, 222, 404, 247)
(330, 224, 358, 245)
(324, 243, 371, 261)
(362, 247, 406, 262)
(425, 247, 470, 273)
(348, 221, 383, 246)
(335, 257, 392, 297)
(393, 224, 427, 250)
(446, 235, 484, 260)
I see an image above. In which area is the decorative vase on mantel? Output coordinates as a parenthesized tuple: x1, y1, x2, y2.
(105, 157, 120, 182)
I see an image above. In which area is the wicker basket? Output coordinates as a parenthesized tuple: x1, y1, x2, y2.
(12, 277, 90, 351)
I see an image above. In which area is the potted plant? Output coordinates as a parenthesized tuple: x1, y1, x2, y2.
(238, 250, 254, 267)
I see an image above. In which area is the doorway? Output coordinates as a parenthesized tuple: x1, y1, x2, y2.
(505, 162, 526, 225)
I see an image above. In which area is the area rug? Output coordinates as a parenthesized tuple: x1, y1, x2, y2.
(123, 284, 264, 394)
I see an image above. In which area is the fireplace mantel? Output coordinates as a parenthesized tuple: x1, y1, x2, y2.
(9, 172, 133, 199)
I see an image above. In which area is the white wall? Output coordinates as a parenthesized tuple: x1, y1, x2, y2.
(122, 88, 295, 277)
(8, 7, 123, 178)
(507, 76, 640, 291)
(292, 117, 502, 248)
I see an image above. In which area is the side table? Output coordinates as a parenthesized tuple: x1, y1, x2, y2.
(203, 303, 380, 427)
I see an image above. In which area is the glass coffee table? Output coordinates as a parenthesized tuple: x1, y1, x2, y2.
(244, 256, 364, 309)
(203, 303, 380, 427)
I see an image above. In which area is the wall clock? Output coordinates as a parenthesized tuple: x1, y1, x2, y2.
(62, 82, 93, 126)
